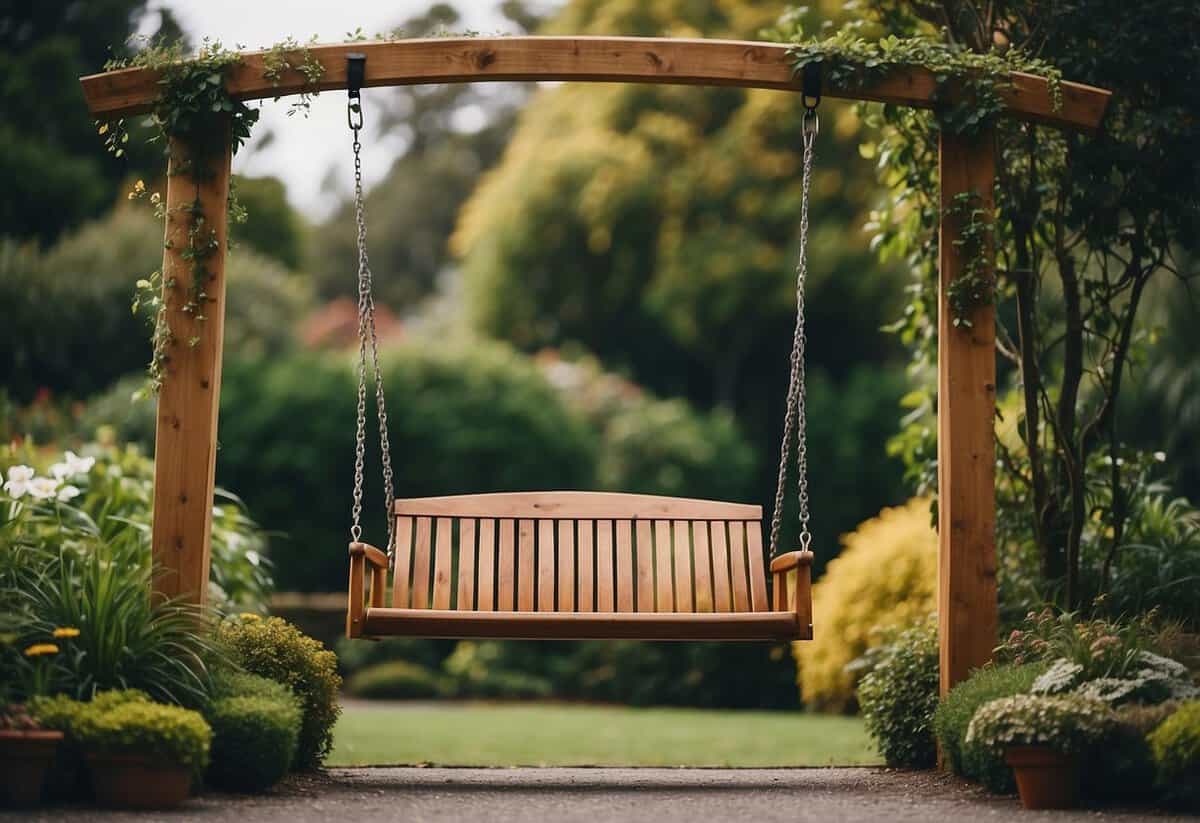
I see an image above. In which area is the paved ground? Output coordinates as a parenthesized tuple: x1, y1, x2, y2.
(4, 767, 1186, 822)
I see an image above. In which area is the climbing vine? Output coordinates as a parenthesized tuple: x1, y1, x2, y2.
(780, 27, 1062, 325)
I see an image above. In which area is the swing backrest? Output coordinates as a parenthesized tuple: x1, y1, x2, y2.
(390, 492, 770, 614)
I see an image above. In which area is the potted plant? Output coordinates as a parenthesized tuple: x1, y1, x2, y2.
(0, 703, 63, 807)
(965, 694, 1115, 810)
(73, 691, 212, 809)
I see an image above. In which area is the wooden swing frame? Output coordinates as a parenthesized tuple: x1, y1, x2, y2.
(79, 35, 1109, 695)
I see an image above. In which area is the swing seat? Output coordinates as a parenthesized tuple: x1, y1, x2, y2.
(347, 492, 813, 641)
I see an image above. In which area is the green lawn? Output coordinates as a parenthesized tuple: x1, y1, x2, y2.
(330, 701, 880, 767)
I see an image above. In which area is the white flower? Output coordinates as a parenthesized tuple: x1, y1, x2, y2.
(245, 550, 261, 567)
(26, 477, 62, 501)
(3, 465, 36, 498)
(1153, 451, 1166, 462)
(50, 451, 95, 480)
(56, 484, 81, 502)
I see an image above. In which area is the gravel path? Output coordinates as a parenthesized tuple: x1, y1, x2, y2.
(4, 767, 1185, 822)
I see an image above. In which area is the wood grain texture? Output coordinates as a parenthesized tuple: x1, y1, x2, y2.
(81, 36, 1109, 133)
(538, 519, 555, 611)
(577, 519, 594, 613)
(411, 516, 433, 609)
(498, 518, 516, 611)
(673, 520, 694, 613)
(615, 519, 634, 613)
(477, 518, 495, 611)
(362, 607, 803, 641)
(692, 521, 713, 613)
(149, 136, 231, 604)
(395, 490, 759, 520)
(596, 519, 615, 612)
(346, 550, 364, 638)
(728, 521, 751, 612)
(938, 128, 999, 695)
(457, 518, 476, 610)
(654, 520, 673, 613)
(392, 515, 414, 608)
(557, 519, 575, 611)
(745, 522, 768, 612)
(432, 517, 453, 610)
(517, 519, 535, 612)
(710, 522, 732, 613)
(635, 520, 654, 613)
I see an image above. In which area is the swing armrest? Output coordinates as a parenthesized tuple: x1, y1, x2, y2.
(347, 542, 388, 639)
(350, 542, 389, 570)
(769, 551, 813, 574)
(770, 551, 814, 640)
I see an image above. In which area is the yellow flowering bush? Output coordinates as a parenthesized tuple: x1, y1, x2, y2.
(793, 498, 937, 711)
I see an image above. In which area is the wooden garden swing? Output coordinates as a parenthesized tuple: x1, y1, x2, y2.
(80, 35, 1109, 691)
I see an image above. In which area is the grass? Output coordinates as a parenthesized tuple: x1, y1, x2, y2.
(330, 701, 880, 767)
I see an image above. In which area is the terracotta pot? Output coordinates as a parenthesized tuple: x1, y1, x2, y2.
(85, 752, 193, 809)
(0, 729, 63, 807)
(1005, 745, 1081, 810)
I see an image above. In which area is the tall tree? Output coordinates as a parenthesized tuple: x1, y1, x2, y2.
(0, 0, 180, 244)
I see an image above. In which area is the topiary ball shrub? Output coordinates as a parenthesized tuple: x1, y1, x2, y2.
(933, 662, 1047, 792)
(205, 692, 300, 792)
(1148, 700, 1200, 810)
(346, 660, 451, 700)
(794, 498, 936, 711)
(72, 692, 212, 780)
(856, 619, 939, 768)
(216, 616, 341, 770)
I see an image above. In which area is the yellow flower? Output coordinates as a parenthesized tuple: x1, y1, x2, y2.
(24, 643, 59, 657)
(53, 627, 81, 639)
(239, 613, 261, 621)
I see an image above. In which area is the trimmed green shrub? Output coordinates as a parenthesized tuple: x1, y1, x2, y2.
(72, 693, 212, 779)
(455, 669, 554, 701)
(933, 663, 1047, 792)
(347, 661, 450, 700)
(205, 690, 301, 792)
(1149, 701, 1200, 810)
(216, 616, 341, 769)
(855, 619, 939, 768)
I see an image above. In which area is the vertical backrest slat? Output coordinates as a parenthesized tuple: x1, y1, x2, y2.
(432, 517, 453, 610)
(615, 520, 634, 613)
(709, 521, 731, 613)
(745, 520, 768, 612)
(691, 520, 713, 612)
(537, 519, 555, 611)
(635, 520, 654, 612)
(517, 519, 535, 611)
(557, 519, 575, 611)
(457, 518, 476, 610)
(653, 519, 673, 612)
(728, 520, 751, 612)
(672, 519, 693, 612)
(497, 519, 515, 611)
(477, 518, 496, 611)
(577, 519, 594, 612)
(595, 523, 614, 611)
(392, 515, 414, 608)
(411, 516, 433, 609)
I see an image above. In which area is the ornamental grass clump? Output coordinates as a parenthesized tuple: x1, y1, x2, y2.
(966, 694, 1115, 765)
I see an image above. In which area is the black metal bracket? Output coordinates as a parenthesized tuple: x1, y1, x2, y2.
(801, 61, 821, 111)
(347, 53, 367, 100)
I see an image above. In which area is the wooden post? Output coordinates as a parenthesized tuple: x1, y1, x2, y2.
(937, 128, 998, 696)
(151, 134, 232, 604)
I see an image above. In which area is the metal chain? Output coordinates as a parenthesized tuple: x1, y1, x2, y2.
(768, 108, 819, 558)
(348, 104, 397, 559)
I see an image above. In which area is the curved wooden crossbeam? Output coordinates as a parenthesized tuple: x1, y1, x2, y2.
(81, 36, 1108, 132)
